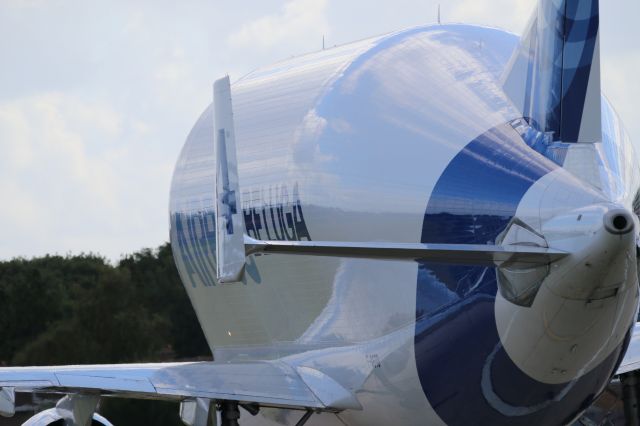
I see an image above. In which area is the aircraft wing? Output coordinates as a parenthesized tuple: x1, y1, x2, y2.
(0, 360, 359, 422)
(617, 323, 640, 375)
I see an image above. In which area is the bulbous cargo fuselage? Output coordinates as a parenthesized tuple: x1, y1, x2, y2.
(170, 24, 640, 426)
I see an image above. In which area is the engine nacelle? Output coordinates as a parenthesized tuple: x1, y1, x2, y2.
(21, 394, 113, 426)
(23, 410, 113, 426)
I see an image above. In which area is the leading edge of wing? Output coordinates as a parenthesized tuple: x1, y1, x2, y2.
(0, 361, 349, 411)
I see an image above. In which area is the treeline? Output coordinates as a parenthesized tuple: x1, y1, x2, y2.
(0, 243, 211, 424)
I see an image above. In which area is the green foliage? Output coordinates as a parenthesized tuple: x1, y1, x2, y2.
(98, 399, 183, 426)
(0, 243, 211, 424)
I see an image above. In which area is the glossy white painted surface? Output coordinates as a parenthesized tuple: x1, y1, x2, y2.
(167, 18, 640, 425)
(496, 168, 638, 384)
(0, 2, 636, 425)
(170, 23, 520, 352)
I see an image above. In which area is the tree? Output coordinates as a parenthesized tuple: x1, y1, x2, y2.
(0, 243, 211, 424)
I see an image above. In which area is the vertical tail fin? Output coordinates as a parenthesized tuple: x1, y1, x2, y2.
(502, 0, 601, 143)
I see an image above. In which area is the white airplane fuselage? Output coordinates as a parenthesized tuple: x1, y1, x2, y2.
(170, 23, 640, 426)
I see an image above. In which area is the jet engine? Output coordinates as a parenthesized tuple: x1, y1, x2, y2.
(20, 394, 113, 426)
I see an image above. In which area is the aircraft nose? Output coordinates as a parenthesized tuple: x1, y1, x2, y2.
(603, 208, 635, 235)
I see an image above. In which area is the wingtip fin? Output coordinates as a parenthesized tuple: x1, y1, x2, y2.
(213, 76, 247, 283)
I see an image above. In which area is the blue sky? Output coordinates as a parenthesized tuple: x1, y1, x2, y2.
(0, 0, 637, 261)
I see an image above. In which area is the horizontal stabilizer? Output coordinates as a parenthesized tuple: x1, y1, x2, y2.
(0, 361, 358, 411)
(503, 0, 601, 143)
(244, 237, 568, 267)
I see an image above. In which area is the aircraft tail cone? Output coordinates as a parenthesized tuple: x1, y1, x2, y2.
(496, 203, 638, 385)
(603, 209, 635, 235)
(541, 204, 636, 301)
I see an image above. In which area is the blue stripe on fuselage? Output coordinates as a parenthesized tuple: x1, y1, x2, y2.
(414, 123, 626, 425)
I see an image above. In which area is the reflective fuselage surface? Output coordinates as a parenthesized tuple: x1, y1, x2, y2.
(170, 25, 639, 425)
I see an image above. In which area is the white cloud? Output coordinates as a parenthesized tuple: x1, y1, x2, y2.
(0, 180, 42, 233)
(25, 95, 120, 206)
(0, 93, 145, 259)
(228, 0, 330, 51)
(0, 104, 33, 168)
(152, 48, 198, 105)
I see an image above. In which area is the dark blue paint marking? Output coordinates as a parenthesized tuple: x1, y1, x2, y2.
(243, 185, 312, 242)
(530, 2, 565, 138)
(173, 213, 200, 288)
(415, 123, 627, 425)
(196, 213, 218, 283)
(187, 213, 216, 286)
(172, 211, 217, 288)
(172, 185, 311, 288)
(416, 295, 629, 425)
(559, 0, 599, 142)
(516, 0, 600, 143)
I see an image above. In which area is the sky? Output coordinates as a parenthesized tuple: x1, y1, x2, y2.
(0, 0, 638, 262)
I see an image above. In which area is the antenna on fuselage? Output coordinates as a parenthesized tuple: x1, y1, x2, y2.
(322, 35, 325, 50)
(438, 4, 441, 24)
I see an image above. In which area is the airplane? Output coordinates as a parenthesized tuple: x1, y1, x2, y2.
(0, 0, 639, 424)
